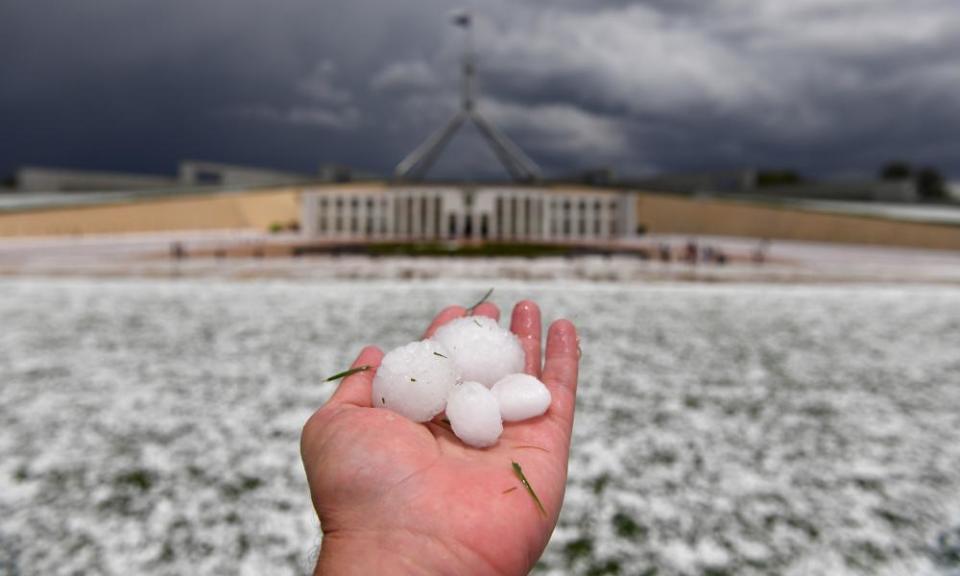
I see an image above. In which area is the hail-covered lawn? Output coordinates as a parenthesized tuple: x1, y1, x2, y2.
(1, 279, 959, 576)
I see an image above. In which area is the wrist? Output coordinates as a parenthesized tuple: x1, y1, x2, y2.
(315, 529, 509, 576)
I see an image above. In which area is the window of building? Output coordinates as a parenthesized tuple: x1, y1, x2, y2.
(549, 200, 557, 235)
(406, 197, 414, 237)
(495, 197, 504, 238)
(195, 170, 222, 185)
(510, 197, 518, 236)
(394, 197, 402, 236)
(366, 198, 375, 236)
(420, 196, 428, 237)
(523, 198, 532, 238)
(380, 198, 388, 235)
(434, 196, 442, 239)
(562, 200, 572, 236)
(350, 198, 359, 233)
(319, 198, 328, 234)
(534, 199, 543, 236)
(578, 200, 587, 235)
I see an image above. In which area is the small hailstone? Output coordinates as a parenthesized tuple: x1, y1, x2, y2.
(491, 373, 552, 422)
(372, 340, 458, 422)
(431, 316, 525, 387)
(446, 381, 503, 448)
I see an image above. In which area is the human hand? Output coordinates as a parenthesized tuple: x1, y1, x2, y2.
(301, 300, 580, 575)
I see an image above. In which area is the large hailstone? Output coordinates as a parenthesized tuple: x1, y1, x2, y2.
(372, 340, 458, 422)
(446, 381, 503, 448)
(491, 373, 552, 422)
(431, 316, 525, 387)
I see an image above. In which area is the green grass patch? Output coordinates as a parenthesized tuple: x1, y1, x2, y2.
(587, 559, 623, 575)
(114, 469, 155, 491)
(564, 536, 595, 564)
(612, 511, 647, 540)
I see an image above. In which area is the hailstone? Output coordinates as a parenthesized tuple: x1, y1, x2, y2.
(372, 340, 458, 422)
(431, 316, 524, 387)
(491, 373, 552, 422)
(445, 381, 503, 448)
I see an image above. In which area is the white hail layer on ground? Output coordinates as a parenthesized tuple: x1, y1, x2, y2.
(0, 279, 959, 575)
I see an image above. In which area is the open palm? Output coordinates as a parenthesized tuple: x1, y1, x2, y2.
(301, 300, 580, 575)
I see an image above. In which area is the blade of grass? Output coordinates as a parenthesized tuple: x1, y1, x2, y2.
(323, 365, 371, 382)
(512, 444, 551, 453)
(512, 461, 546, 516)
(466, 288, 494, 315)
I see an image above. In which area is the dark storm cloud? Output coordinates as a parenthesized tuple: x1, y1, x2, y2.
(1, 0, 958, 180)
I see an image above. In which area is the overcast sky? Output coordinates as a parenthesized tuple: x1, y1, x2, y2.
(1, 0, 958, 180)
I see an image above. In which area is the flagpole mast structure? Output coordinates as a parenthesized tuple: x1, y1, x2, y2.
(394, 11, 541, 182)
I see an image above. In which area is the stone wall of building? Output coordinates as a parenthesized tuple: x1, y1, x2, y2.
(0, 189, 300, 237)
(635, 193, 960, 250)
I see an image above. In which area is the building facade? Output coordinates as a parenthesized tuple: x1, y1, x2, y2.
(301, 186, 637, 242)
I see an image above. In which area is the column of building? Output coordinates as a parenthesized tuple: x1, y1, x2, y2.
(502, 193, 511, 240)
(573, 196, 587, 238)
(597, 196, 609, 239)
(411, 192, 422, 240)
(583, 198, 594, 241)
(532, 195, 542, 239)
(624, 194, 636, 239)
(302, 195, 318, 237)
(426, 193, 435, 239)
